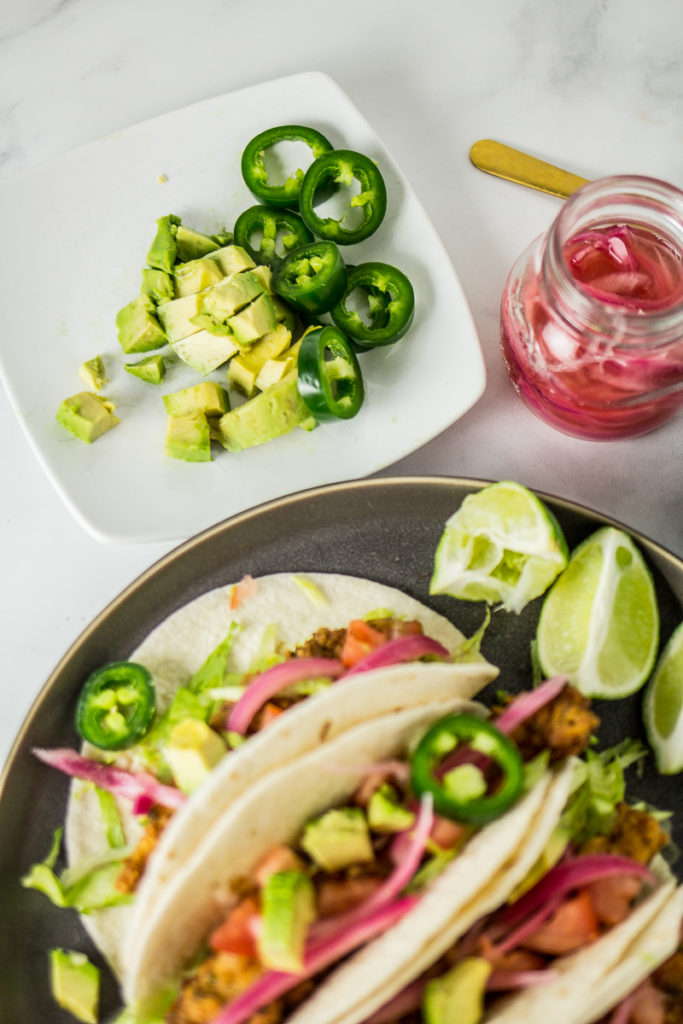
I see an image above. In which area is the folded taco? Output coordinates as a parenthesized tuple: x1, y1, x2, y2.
(27, 571, 496, 978)
(118, 678, 616, 1024)
(314, 717, 679, 1024)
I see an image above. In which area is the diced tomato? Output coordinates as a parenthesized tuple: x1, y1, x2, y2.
(253, 845, 303, 887)
(340, 620, 387, 667)
(209, 897, 260, 958)
(631, 981, 666, 1024)
(230, 574, 256, 610)
(588, 874, 642, 928)
(522, 889, 599, 955)
(315, 874, 385, 918)
(252, 702, 284, 731)
(430, 815, 467, 851)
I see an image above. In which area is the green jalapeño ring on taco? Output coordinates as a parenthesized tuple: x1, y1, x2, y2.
(112, 676, 647, 1024)
(27, 572, 498, 979)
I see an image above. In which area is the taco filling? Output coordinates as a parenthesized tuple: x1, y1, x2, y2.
(125, 678, 605, 1024)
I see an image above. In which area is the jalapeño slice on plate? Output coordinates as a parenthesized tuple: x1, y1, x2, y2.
(75, 661, 156, 750)
(241, 125, 334, 209)
(297, 325, 364, 421)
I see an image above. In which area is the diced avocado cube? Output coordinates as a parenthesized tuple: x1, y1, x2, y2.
(78, 355, 107, 391)
(174, 224, 220, 263)
(272, 295, 298, 333)
(163, 381, 231, 417)
(116, 293, 167, 353)
(211, 230, 234, 247)
(172, 329, 239, 375)
(141, 267, 175, 305)
(250, 264, 273, 293)
(200, 271, 265, 325)
(157, 293, 203, 343)
(212, 244, 256, 275)
(174, 256, 224, 298)
(166, 719, 226, 792)
(190, 313, 236, 337)
(216, 371, 311, 452)
(299, 807, 374, 872)
(259, 871, 316, 973)
(367, 785, 416, 834)
(165, 412, 212, 462)
(227, 324, 292, 397)
(50, 949, 99, 1024)
(228, 292, 277, 347)
(125, 353, 166, 384)
(56, 392, 120, 444)
(147, 214, 181, 273)
(422, 958, 492, 1024)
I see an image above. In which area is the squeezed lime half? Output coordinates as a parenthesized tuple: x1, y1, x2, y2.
(536, 526, 659, 699)
(643, 621, 683, 774)
(430, 481, 568, 614)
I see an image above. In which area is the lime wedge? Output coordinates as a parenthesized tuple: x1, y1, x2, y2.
(536, 527, 659, 698)
(430, 481, 568, 613)
(643, 622, 683, 774)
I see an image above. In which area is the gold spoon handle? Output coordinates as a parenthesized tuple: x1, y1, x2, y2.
(469, 139, 590, 199)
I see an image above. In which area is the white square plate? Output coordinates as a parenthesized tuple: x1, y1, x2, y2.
(0, 72, 486, 543)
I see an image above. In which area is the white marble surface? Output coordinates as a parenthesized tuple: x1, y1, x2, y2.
(1, 0, 682, 769)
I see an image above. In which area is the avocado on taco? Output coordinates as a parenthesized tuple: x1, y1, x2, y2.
(26, 571, 497, 979)
(115, 677, 628, 1024)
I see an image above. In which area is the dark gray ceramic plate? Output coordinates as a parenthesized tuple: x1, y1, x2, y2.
(1, 476, 682, 1022)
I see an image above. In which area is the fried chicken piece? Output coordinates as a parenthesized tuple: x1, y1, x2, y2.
(580, 802, 669, 865)
(291, 627, 347, 660)
(509, 685, 599, 762)
(166, 952, 283, 1024)
(115, 805, 174, 894)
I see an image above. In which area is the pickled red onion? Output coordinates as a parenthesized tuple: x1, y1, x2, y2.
(486, 968, 559, 990)
(210, 896, 418, 1024)
(487, 854, 655, 956)
(32, 747, 186, 809)
(342, 635, 450, 677)
(364, 981, 424, 1024)
(494, 676, 568, 734)
(226, 657, 345, 735)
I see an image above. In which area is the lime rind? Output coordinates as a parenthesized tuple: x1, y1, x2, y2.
(537, 527, 659, 699)
(643, 622, 683, 774)
(430, 481, 568, 614)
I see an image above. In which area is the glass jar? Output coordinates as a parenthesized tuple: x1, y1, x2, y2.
(500, 175, 683, 440)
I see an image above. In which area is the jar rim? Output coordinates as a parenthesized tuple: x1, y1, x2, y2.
(544, 174, 683, 346)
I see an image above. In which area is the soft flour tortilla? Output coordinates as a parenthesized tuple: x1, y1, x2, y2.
(64, 571, 496, 976)
(574, 882, 683, 1024)
(123, 702, 568, 1014)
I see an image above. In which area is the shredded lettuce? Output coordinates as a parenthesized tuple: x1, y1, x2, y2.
(22, 828, 133, 913)
(561, 738, 648, 845)
(187, 622, 241, 692)
(95, 785, 126, 848)
(291, 575, 328, 606)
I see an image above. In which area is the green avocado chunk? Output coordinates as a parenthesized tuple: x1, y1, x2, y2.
(116, 293, 167, 353)
(163, 381, 231, 418)
(174, 224, 221, 263)
(174, 256, 224, 298)
(56, 392, 120, 443)
(147, 214, 181, 273)
(216, 370, 313, 452)
(300, 807, 374, 872)
(228, 292, 277, 347)
(171, 329, 239, 375)
(259, 870, 316, 973)
(212, 244, 256, 275)
(166, 718, 226, 792)
(165, 412, 212, 462)
(197, 271, 265, 331)
(422, 957, 492, 1024)
(226, 323, 292, 397)
(49, 949, 99, 1024)
(157, 293, 203, 343)
(125, 353, 166, 384)
(367, 784, 416, 834)
(78, 355, 107, 391)
(141, 267, 175, 305)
